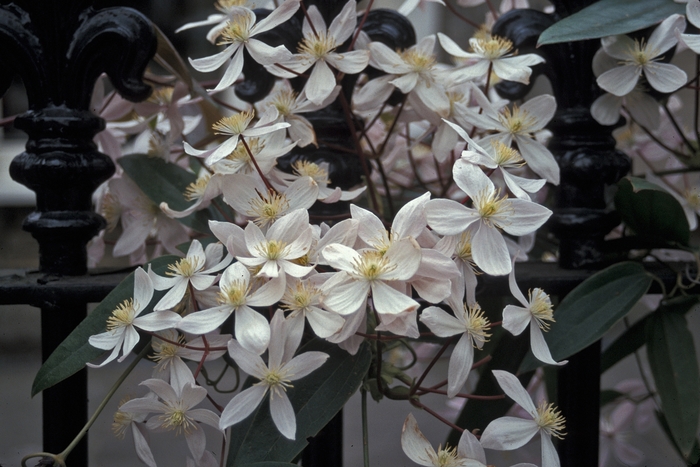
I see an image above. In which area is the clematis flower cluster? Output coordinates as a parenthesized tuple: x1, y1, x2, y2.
(76, 0, 591, 465)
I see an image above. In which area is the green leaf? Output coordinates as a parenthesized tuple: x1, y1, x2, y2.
(614, 176, 690, 247)
(647, 308, 700, 457)
(227, 339, 371, 466)
(602, 295, 699, 373)
(119, 154, 224, 234)
(520, 262, 652, 373)
(31, 256, 179, 396)
(538, 0, 685, 46)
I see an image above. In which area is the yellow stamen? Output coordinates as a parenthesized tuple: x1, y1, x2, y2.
(184, 174, 211, 201)
(166, 256, 203, 278)
(353, 250, 395, 280)
(106, 299, 137, 330)
(298, 32, 337, 59)
(212, 110, 255, 135)
(470, 34, 514, 60)
(529, 288, 555, 331)
(491, 141, 525, 168)
(535, 401, 566, 439)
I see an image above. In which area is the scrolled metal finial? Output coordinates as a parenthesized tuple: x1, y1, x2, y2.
(2, 3, 156, 275)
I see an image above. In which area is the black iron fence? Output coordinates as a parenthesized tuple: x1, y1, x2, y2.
(0, 0, 685, 466)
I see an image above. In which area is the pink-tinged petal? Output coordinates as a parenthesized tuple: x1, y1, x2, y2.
(252, 0, 301, 35)
(530, 324, 567, 366)
(213, 46, 246, 91)
(438, 32, 469, 57)
(390, 72, 419, 94)
(189, 408, 222, 430)
(303, 5, 326, 36)
(368, 41, 411, 73)
(601, 34, 636, 60)
(185, 422, 206, 460)
(168, 358, 196, 394)
(401, 413, 438, 466)
(209, 220, 247, 256)
(371, 280, 420, 316)
(189, 45, 236, 73)
(393, 192, 430, 240)
(306, 307, 345, 338)
(180, 383, 208, 409)
(178, 305, 233, 335)
(520, 95, 556, 132)
(248, 276, 286, 306)
(268, 309, 288, 369)
(453, 160, 494, 199)
(322, 243, 361, 273)
(134, 310, 181, 332)
(305, 60, 336, 105)
(153, 278, 188, 311)
(480, 416, 539, 450)
(227, 338, 268, 378)
(472, 223, 511, 276)
(492, 370, 537, 415)
(132, 424, 157, 467)
(647, 14, 684, 54)
(457, 429, 486, 464)
(141, 377, 179, 402)
(329, 0, 357, 43)
(219, 385, 268, 429)
(590, 93, 622, 126)
(502, 305, 531, 336)
(447, 333, 474, 398)
(235, 305, 271, 354)
(133, 267, 155, 312)
(643, 61, 687, 94)
(244, 220, 268, 253)
(322, 273, 370, 315)
(425, 199, 479, 236)
(419, 306, 465, 337)
(118, 326, 141, 362)
(413, 80, 450, 111)
(353, 75, 395, 111)
(513, 136, 560, 185)
(326, 50, 370, 74)
(540, 432, 561, 467)
(382, 238, 422, 281)
(270, 392, 296, 439)
(284, 351, 329, 380)
(351, 204, 388, 247)
(596, 65, 641, 97)
(246, 40, 293, 66)
(501, 198, 552, 236)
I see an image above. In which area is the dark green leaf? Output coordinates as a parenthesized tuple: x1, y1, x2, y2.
(31, 256, 178, 396)
(655, 411, 700, 464)
(119, 154, 223, 234)
(227, 339, 371, 466)
(615, 176, 690, 247)
(520, 262, 652, 373)
(538, 0, 685, 45)
(647, 309, 700, 457)
(602, 295, 699, 373)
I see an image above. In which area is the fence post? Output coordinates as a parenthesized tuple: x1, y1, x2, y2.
(493, 3, 631, 466)
(0, 1, 156, 463)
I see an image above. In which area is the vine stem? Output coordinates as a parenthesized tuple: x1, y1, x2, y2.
(240, 135, 276, 192)
(410, 399, 464, 432)
(361, 386, 371, 467)
(410, 336, 454, 396)
(22, 345, 150, 467)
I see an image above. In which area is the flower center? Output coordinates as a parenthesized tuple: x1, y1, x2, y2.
(475, 188, 512, 227)
(258, 239, 289, 260)
(626, 38, 658, 67)
(498, 104, 537, 135)
(282, 281, 322, 315)
(400, 48, 436, 73)
(463, 303, 492, 345)
(106, 299, 138, 330)
(455, 231, 477, 267)
(258, 367, 293, 398)
(216, 0, 247, 11)
(529, 288, 555, 331)
(471, 34, 514, 60)
(298, 32, 337, 59)
(212, 109, 255, 135)
(247, 190, 290, 228)
(491, 141, 525, 168)
(353, 250, 395, 281)
(685, 187, 700, 210)
(535, 401, 566, 439)
(101, 192, 121, 232)
(219, 279, 250, 307)
(270, 88, 297, 115)
(112, 398, 135, 439)
(184, 174, 212, 201)
(147, 86, 174, 106)
(167, 256, 203, 278)
(294, 160, 330, 185)
(161, 406, 197, 435)
(218, 14, 253, 44)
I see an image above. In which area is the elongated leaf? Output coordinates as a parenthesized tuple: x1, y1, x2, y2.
(520, 262, 652, 373)
(656, 411, 700, 465)
(647, 308, 700, 457)
(601, 295, 699, 373)
(119, 154, 224, 234)
(227, 340, 371, 466)
(538, 0, 685, 45)
(614, 176, 690, 247)
(32, 256, 178, 396)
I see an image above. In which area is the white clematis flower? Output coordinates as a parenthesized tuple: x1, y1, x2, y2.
(219, 310, 329, 439)
(89, 267, 182, 367)
(503, 260, 566, 366)
(481, 370, 566, 467)
(596, 14, 687, 96)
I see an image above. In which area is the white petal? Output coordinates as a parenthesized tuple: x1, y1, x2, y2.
(133, 267, 155, 312)
(492, 370, 537, 415)
(133, 310, 181, 332)
(472, 223, 511, 276)
(447, 333, 474, 398)
(284, 351, 329, 380)
(590, 93, 622, 126)
(502, 305, 531, 336)
(401, 413, 438, 466)
(596, 65, 641, 97)
(426, 199, 479, 236)
(371, 280, 420, 315)
(227, 338, 268, 378)
(480, 416, 539, 450)
(189, 45, 236, 73)
(647, 14, 685, 54)
(270, 392, 296, 439)
(305, 60, 337, 105)
(643, 61, 687, 94)
(185, 424, 206, 461)
(540, 432, 561, 467)
(530, 324, 567, 366)
(235, 305, 271, 354)
(419, 306, 465, 337)
(219, 385, 268, 429)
